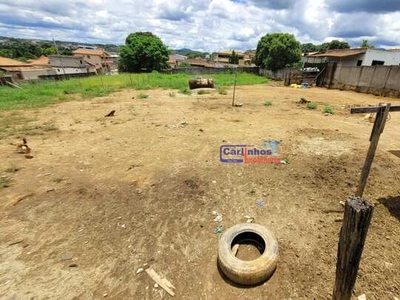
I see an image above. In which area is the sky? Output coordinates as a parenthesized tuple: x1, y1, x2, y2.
(1, 0, 400, 52)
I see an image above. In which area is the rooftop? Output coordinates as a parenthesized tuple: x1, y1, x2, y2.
(0, 56, 30, 67)
(73, 48, 110, 57)
(308, 49, 367, 58)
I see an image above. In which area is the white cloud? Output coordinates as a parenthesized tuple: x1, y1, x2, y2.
(0, 0, 400, 51)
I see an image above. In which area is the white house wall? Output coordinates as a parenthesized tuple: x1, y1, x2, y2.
(362, 49, 400, 66)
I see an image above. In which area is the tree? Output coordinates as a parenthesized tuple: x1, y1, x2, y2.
(301, 43, 318, 53)
(119, 32, 169, 72)
(327, 40, 350, 50)
(229, 50, 239, 64)
(360, 39, 374, 49)
(255, 33, 301, 71)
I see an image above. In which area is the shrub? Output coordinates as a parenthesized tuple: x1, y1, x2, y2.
(323, 106, 334, 114)
(306, 102, 318, 109)
(263, 100, 272, 106)
(0, 176, 11, 189)
(217, 86, 227, 95)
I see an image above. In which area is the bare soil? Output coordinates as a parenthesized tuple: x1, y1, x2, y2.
(1, 83, 400, 300)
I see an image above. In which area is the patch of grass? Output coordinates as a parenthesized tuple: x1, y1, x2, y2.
(197, 90, 210, 95)
(5, 166, 20, 173)
(217, 86, 228, 95)
(0, 73, 268, 111)
(0, 176, 11, 189)
(137, 93, 149, 99)
(179, 87, 192, 95)
(53, 177, 63, 183)
(263, 100, 272, 106)
(323, 106, 334, 114)
(306, 102, 318, 110)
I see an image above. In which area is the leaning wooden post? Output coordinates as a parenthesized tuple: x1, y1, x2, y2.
(333, 196, 374, 300)
(355, 103, 391, 197)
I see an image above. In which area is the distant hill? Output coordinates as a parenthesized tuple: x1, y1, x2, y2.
(170, 48, 210, 59)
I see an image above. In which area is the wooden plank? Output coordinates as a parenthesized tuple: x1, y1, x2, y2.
(145, 267, 175, 296)
(350, 105, 400, 114)
(333, 196, 373, 300)
(355, 104, 390, 197)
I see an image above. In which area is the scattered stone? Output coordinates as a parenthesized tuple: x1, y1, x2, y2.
(257, 200, 265, 207)
(212, 180, 216, 184)
(213, 215, 222, 222)
(199, 129, 204, 132)
(103, 293, 108, 298)
(61, 253, 72, 261)
(339, 201, 345, 207)
(136, 267, 144, 274)
(68, 263, 78, 268)
(334, 217, 343, 222)
(154, 283, 159, 288)
(357, 294, 366, 300)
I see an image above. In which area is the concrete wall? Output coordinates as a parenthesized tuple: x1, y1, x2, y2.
(163, 66, 259, 75)
(330, 65, 400, 97)
(21, 69, 55, 80)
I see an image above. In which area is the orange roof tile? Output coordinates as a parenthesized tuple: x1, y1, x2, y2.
(28, 55, 49, 66)
(73, 48, 110, 57)
(0, 56, 30, 67)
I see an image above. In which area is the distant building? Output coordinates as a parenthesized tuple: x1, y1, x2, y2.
(73, 48, 112, 73)
(167, 54, 188, 68)
(305, 48, 400, 66)
(213, 50, 245, 65)
(49, 55, 96, 75)
(0, 56, 53, 81)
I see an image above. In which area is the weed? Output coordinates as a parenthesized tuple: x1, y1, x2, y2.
(323, 106, 334, 114)
(137, 93, 149, 99)
(197, 90, 210, 95)
(179, 87, 192, 95)
(53, 178, 63, 183)
(217, 86, 228, 95)
(306, 102, 318, 109)
(168, 92, 176, 97)
(0, 176, 11, 189)
(5, 166, 20, 173)
(263, 100, 272, 106)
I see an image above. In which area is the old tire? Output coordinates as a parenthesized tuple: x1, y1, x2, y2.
(217, 223, 278, 286)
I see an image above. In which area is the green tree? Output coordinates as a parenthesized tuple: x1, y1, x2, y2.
(229, 50, 239, 64)
(301, 43, 318, 53)
(255, 33, 301, 71)
(327, 40, 350, 50)
(360, 39, 374, 49)
(119, 32, 169, 72)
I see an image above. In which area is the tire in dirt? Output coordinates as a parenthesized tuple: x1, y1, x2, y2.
(217, 223, 279, 286)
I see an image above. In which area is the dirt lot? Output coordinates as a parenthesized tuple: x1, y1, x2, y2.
(1, 83, 400, 300)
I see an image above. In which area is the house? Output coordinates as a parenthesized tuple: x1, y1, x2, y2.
(306, 48, 400, 66)
(0, 56, 53, 81)
(48, 55, 96, 76)
(213, 50, 245, 65)
(73, 47, 112, 73)
(167, 54, 188, 68)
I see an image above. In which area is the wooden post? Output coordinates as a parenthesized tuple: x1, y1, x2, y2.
(231, 72, 237, 107)
(333, 196, 374, 300)
(355, 103, 391, 197)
